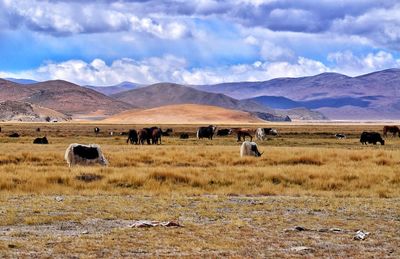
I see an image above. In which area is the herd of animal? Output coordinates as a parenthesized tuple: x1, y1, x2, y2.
(0, 125, 399, 167)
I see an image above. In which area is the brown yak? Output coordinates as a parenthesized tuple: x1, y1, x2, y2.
(383, 126, 400, 137)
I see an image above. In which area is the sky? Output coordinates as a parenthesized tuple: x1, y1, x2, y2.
(0, 0, 399, 86)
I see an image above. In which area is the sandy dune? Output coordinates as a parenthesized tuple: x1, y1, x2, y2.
(102, 104, 266, 124)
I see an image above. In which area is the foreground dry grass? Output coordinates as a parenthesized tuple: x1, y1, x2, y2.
(0, 195, 399, 258)
(0, 143, 399, 197)
(0, 123, 399, 257)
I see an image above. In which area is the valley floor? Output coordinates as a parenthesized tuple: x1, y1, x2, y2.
(0, 195, 399, 258)
(0, 123, 399, 258)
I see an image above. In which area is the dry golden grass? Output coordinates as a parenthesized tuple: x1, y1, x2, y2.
(0, 123, 399, 197)
(0, 123, 399, 257)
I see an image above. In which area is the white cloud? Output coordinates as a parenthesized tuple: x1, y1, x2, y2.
(1, 0, 190, 39)
(0, 55, 332, 86)
(330, 4, 400, 49)
(260, 41, 294, 61)
(130, 17, 189, 39)
(1, 50, 399, 86)
(327, 50, 400, 75)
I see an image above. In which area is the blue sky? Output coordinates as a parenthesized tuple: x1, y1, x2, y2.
(0, 0, 399, 86)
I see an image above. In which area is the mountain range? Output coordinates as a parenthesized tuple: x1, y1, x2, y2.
(197, 69, 400, 120)
(84, 81, 140, 96)
(110, 83, 321, 120)
(0, 68, 399, 121)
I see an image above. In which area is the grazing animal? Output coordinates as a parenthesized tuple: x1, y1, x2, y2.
(256, 128, 278, 140)
(126, 129, 138, 144)
(240, 141, 262, 157)
(335, 133, 346, 139)
(0, 127, 1, 132)
(161, 128, 173, 136)
(109, 131, 114, 136)
(151, 127, 162, 145)
(197, 125, 217, 140)
(94, 127, 100, 136)
(266, 128, 278, 136)
(180, 133, 189, 139)
(360, 132, 385, 145)
(138, 128, 152, 145)
(383, 126, 400, 137)
(65, 143, 108, 167)
(9, 133, 20, 138)
(216, 129, 232, 136)
(234, 128, 254, 142)
(36, 128, 41, 132)
(33, 136, 48, 144)
(255, 128, 266, 140)
(119, 131, 128, 136)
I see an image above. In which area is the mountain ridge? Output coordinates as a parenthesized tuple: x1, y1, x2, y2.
(195, 68, 400, 119)
(111, 82, 324, 120)
(0, 79, 133, 116)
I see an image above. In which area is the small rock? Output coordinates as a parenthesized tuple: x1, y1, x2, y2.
(55, 196, 64, 202)
(291, 246, 314, 253)
(130, 220, 158, 228)
(285, 226, 309, 232)
(160, 221, 182, 227)
(330, 228, 343, 232)
(294, 226, 307, 231)
(354, 230, 369, 240)
(81, 230, 89, 234)
(130, 220, 183, 228)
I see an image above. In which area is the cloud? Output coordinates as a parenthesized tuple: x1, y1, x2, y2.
(0, 55, 331, 85)
(2, 49, 399, 86)
(0, 0, 190, 38)
(331, 4, 400, 49)
(327, 50, 400, 75)
(0, 0, 399, 82)
(259, 41, 294, 62)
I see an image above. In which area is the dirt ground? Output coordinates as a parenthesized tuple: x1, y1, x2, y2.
(0, 195, 399, 258)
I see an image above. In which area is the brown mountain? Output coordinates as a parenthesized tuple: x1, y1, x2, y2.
(102, 104, 266, 124)
(112, 83, 274, 112)
(0, 79, 132, 116)
(111, 83, 324, 121)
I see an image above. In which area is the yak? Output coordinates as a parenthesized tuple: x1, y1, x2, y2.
(197, 125, 217, 140)
(240, 141, 262, 157)
(33, 136, 49, 144)
(360, 132, 385, 145)
(65, 143, 108, 167)
(126, 129, 138, 144)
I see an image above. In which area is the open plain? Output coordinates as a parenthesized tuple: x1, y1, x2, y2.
(0, 123, 399, 258)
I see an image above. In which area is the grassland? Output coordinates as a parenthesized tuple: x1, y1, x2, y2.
(0, 123, 399, 257)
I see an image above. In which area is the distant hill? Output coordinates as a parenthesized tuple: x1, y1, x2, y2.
(246, 95, 375, 110)
(102, 104, 267, 124)
(197, 69, 400, 119)
(85, 81, 140, 96)
(246, 96, 303, 109)
(0, 100, 70, 122)
(111, 83, 272, 112)
(111, 83, 323, 121)
(0, 79, 133, 116)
